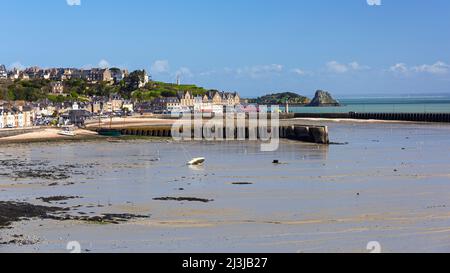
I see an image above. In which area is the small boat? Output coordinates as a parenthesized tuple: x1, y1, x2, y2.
(58, 126, 76, 137)
(187, 157, 205, 166)
(97, 115, 122, 137)
(98, 128, 122, 137)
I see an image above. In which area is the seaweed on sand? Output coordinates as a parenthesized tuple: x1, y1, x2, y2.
(153, 197, 213, 203)
(0, 201, 63, 228)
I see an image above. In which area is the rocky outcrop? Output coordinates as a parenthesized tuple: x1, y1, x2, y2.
(307, 90, 341, 107)
(251, 92, 310, 105)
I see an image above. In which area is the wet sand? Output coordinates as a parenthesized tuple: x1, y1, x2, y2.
(1, 121, 450, 252)
(0, 128, 100, 144)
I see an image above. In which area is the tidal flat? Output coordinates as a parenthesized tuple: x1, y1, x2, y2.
(1, 121, 450, 253)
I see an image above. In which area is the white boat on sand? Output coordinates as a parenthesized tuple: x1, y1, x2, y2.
(58, 127, 77, 137)
(187, 157, 205, 166)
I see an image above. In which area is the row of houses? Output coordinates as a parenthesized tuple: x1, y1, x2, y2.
(86, 97, 134, 114)
(148, 90, 241, 114)
(1, 63, 244, 117)
(30, 97, 134, 117)
(0, 105, 33, 129)
(0, 65, 139, 85)
(1, 94, 134, 121)
(0, 89, 243, 129)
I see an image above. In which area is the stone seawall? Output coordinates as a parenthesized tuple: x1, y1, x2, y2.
(118, 124, 329, 144)
(349, 112, 450, 122)
(292, 112, 450, 123)
(0, 128, 43, 138)
(145, 112, 450, 123)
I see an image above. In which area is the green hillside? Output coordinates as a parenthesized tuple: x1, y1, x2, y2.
(131, 81, 209, 101)
(0, 78, 211, 103)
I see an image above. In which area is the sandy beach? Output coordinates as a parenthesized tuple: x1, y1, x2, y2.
(0, 128, 100, 144)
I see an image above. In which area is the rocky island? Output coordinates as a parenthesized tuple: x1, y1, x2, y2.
(250, 90, 341, 107)
(307, 90, 341, 107)
(249, 92, 310, 105)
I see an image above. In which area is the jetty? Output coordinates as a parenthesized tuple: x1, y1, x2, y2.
(101, 124, 329, 144)
(291, 112, 450, 123)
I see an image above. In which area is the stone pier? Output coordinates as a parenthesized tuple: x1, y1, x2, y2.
(118, 124, 329, 144)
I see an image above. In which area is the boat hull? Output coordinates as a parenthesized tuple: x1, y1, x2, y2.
(188, 157, 206, 165)
(98, 129, 122, 137)
(58, 132, 76, 137)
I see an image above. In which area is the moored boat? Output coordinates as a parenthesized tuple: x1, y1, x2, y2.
(98, 128, 122, 137)
(187, 157, 206, 166)
(58, 126, 77, 137)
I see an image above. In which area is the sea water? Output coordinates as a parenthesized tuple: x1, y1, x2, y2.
(287, 96, 450, 114)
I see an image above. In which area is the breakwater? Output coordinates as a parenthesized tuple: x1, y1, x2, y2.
(117, 124, 329, 144)
(292, 112, 450, 123)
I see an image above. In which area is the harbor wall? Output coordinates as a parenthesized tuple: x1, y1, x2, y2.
(119, 125, 329, 144)
(349, 112, 450, 122)
(293, 112, 450, 123)
(145, 112, 450, 123)
(0, 127, 43, 138)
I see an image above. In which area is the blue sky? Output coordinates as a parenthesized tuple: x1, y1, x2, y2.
(1, 0, 450, 97)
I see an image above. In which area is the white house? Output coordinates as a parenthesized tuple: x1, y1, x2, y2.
(6, 112, 15, 127)
(212, 105, 224, 114)
(122, 101, 134, 113)
(0, 111, 4, 128)
(42, 71, 51, 80)
(17, 113, 24, 127)
(27, 112, 34, 127)
(194, 96, 213, 113)
(109, 68, 128, 83)
(0, 109, 33, 129)
(138, 70, 150, 88)
(0, 65, 7, 79)
(8, 69, 20, 80)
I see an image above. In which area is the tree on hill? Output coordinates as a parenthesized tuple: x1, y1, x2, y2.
(4, 79, 49, 101)
(119, 70, 149, 98)
(129, 80, 210, 102)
